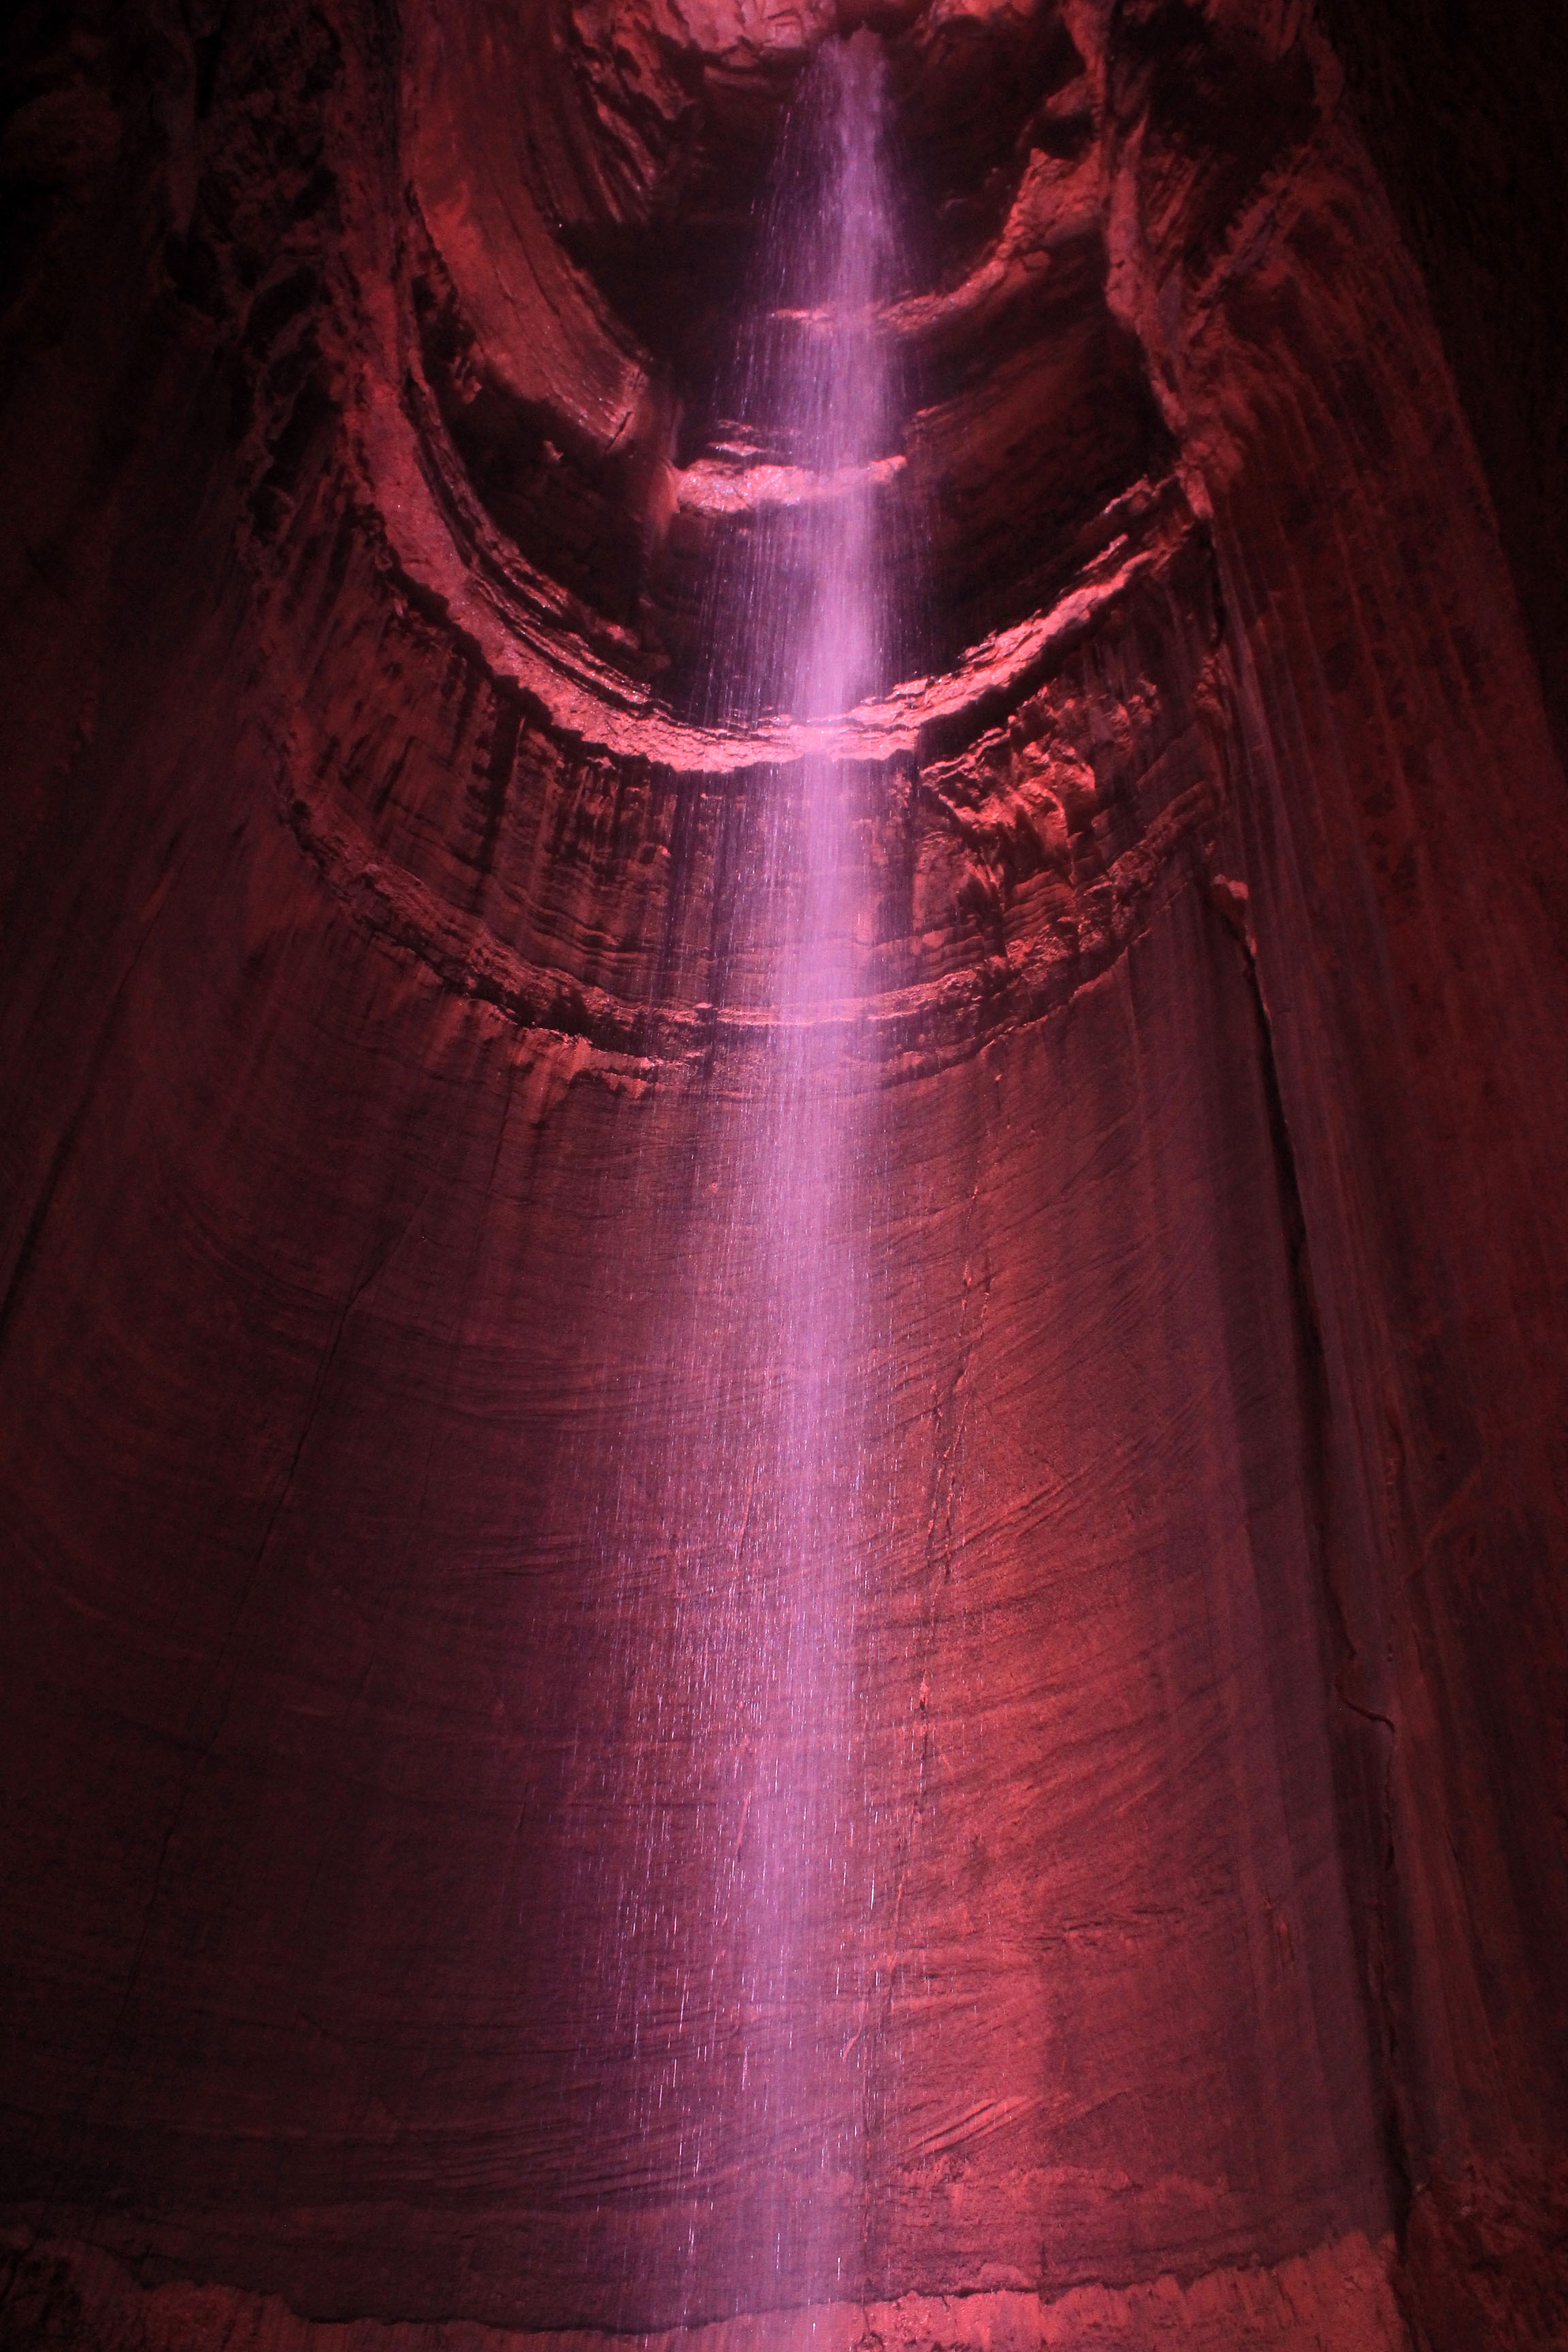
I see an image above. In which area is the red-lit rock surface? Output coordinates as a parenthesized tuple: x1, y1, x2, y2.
(1, 5, 1565, 2351)
(1, 2228, 1414, 2352)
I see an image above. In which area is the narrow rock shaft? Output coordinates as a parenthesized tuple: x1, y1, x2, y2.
(0, 4, 1565, 2347)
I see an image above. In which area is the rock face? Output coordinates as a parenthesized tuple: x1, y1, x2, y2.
(0, 5, 1564, 2351)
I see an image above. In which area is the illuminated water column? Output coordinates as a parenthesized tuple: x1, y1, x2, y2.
(593, 33, 907, 2319)
(729, 31, 901, 2308)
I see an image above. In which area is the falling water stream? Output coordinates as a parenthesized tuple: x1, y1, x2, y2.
(574, 37, 909, 2322)
(696, 32, 905, 731)
(713, 32, 900, 2306)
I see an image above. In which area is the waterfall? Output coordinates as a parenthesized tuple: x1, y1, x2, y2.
(698, 30, 902, 731)
(721, 30, 900, 2310)
(588, 35, 906, 2321)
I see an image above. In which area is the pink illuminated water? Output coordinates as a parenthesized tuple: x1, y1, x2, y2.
(700, 31, 902, 731)
(575, 37, 909, 2323)
(728, 31, 900, 2304)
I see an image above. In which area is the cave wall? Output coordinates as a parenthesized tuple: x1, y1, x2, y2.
(1313, 0, 1568, 778)
(0, 3, 1564, 2349)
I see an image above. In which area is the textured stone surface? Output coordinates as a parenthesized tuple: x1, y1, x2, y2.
(1314, 0, 1568, 776)
(0, 2229, 1411, 2352)
(0, 2, 1565, 2349)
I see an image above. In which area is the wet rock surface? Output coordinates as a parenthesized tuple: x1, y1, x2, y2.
(0, 2228, 1413, 2352)
(1, 4, 1565, 2349)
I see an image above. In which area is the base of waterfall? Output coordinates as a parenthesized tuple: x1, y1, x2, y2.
(0, 2226, 1414, 2352)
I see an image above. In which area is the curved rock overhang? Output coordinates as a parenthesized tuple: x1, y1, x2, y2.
(322, 0, 1209, 1080)
(1, 4, 1565, 2350)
